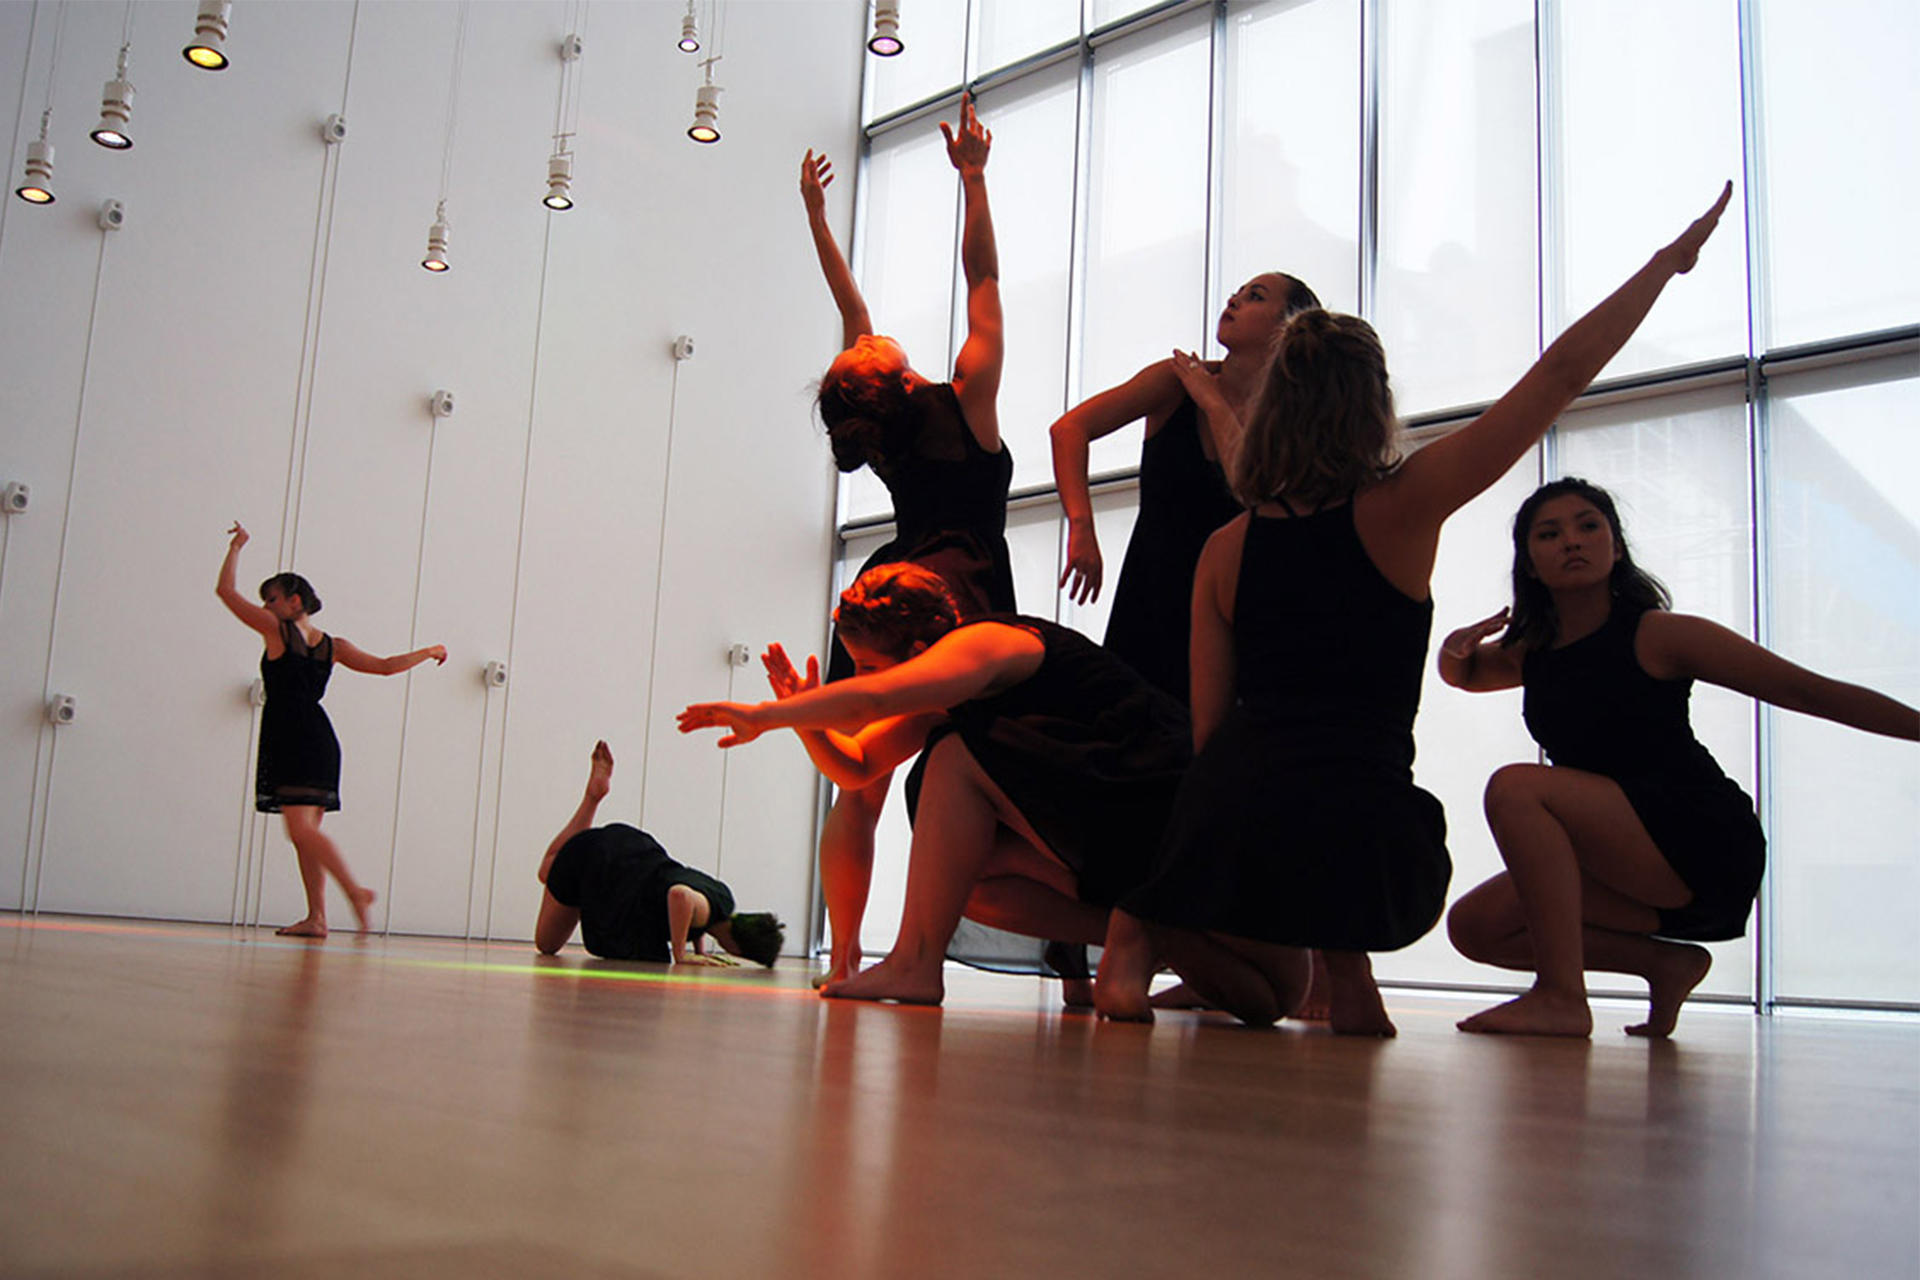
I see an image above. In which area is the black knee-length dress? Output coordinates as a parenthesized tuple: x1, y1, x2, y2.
(255, 621, 342, 813)
(544, 823, 736, 962)
(1126, 505, 1452, 951)
(1102, 396, 1242, 705)
(1522, 605, 1766, 942)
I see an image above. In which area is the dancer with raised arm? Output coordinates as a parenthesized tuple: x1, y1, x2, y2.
(216, 522, 446, 938)
(678, 563, 1190, 1006)
(799, 94, 1016, 986)
(535, 741, 786, 967)
(1094, 184, 1736, 1034)
(1050, 272, 1320, 704)
(1439, 478, 1918, 1037)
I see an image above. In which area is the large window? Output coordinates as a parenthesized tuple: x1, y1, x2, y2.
(841, 0, 1919, 1010)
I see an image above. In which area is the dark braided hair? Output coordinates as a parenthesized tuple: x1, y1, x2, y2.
(834, 562, 962, 662)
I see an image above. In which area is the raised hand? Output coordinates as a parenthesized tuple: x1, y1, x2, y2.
(762, 643, 820, 701)
(1169, 349, 1227, 413)
(226, 521, 250, 551)
(801, 148, 834, 216)
(1060, 520, 1103, 605)
(677, 701, 765, 748)
(1663, 181, 1733, 275)
(1441, 607, 1512, 659)
(424, 644, 448, 666)
(940, 92, 991, 176)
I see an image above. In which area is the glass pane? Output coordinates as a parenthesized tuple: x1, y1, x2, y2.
(1080, 10, 1213, 478)
(844, 125, 961, 520)
(1091, 0, 1167, 29)
(1765, 358, 1920, 1004)
(1756, 1, 1920, 348)
(1552, 0, 1748, 377)
(865, 0, 968, 122)
(973, 65, 1081, 494)
(974, 0, 1080, 76)
(1553, 386, 1757, 999)
(1220, 0, 1362, 326)
(1375, 0, 1537, 415)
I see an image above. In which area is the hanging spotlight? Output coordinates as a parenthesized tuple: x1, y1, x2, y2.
(15, 138, 54, 205)
(183, 0, 231, 71)
(543, 152, 573, 210)
(687, 81, 721, 144)
(91, 45, 135, 149)
(421, 204, 450, 272)
(678, 1, 700, 53)
(868, 1, 903, 57)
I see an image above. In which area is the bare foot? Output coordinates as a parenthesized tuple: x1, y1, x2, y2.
(820, 954, 944, 1005)
(1325, 952, 1397, 1037)
(587, 740, 615, 803)
(347, 887, 377, 933)
(1626, 943, 1712, 1039)
(1296, 951, 1332, 1021)
(1092, 910, 1156, 1023)
(812, 942, 865, 989)
(1060, 978, 1095, 1009)
(1457, 987, 1593, 1038)
(1149, 981, 1209, 1010)
(275, 918, 328, 938)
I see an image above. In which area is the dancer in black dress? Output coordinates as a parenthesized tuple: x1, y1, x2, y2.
(1050, 272, 1320, 703)
(1439, 479, 1918, 1038)
(535, 741, 785, 966)
(801, 94, 1016, 985)
(1094, 184, 1737, 1032)
(678, 563, 1191, 1006)
(217, 522, 447, 937)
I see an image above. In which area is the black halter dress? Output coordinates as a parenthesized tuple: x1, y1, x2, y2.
(255, 621, 342, 813)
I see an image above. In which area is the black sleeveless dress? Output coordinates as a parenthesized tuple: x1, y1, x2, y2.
(1523, 606, 1766, 941)
(544, 823, 736, 962)
(927, 616, 1192, 909)
(255, 621, 341, 813)
(829, 381, 1016, 682)
(1102, 396, 1242, 705)
(1126, 505, 1451, 951)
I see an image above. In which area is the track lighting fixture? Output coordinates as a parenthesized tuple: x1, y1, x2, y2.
(422, 204, 450, 272)
(544, 152, 573, 210)
(688, 73, 721, 144)
(15, 113, 54, 204)
(183, 0, 231, 70)
(868, 1, 902, 57)
(91, 46, 135, 149)
(678, 1, 700, 53)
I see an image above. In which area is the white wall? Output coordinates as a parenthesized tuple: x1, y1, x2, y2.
(0, 0, 867, 948)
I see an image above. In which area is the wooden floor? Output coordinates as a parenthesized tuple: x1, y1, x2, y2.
(2, 915, 1914, 1280)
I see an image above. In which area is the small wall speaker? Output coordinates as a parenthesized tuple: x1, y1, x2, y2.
(98, 199, 125, 231)
(483, 660, 509, 688)
(430, 389, 456, 418)
(47, 693, 76, 726)
(2, 481, 27, 513)
(321, 114, 348, 144)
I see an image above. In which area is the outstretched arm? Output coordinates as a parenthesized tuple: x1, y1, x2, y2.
(1641, 612, 1920, 740)
(680, 622, 1044, 747)
(801, 149, 872, 348)
(215, 522, 279, 641)
(1393, 183, 1734, 530)
(1049, 360, 1186, 604)
(334, 638, 448, 676)
(944, 94, 1003, 452)
(1436, 607, 1524, 692)
(760, 644, 942, 789)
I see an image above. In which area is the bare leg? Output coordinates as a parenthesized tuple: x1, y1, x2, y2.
(538, 740, 613, 884)
(278, 806, 374, 936)
(1456, 765, 1692, 1038)
(967, 830, 1107, 1008)
(1321, 950, 1394, 1037)
(1296, 951, 1333, 1021)
(1142, 924, 1309, 1028)
(823, 738, 1004, 1005)
(1093, 909, 1159, 1023)
(1148, 981, 1209, 1011)
(817, 775, 890, 985)
(1450, 872, 1712, 1039)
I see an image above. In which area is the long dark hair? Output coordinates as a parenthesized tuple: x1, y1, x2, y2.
(259, 572, 322, 615)
(1503, 477, 1670, 651)
(1231, 309, 1399, 509)
(834, 562, 961, 661)
(816, 364, 918, 476)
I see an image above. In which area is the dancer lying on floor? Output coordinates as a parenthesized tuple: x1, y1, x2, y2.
(535, 741, 785, 967)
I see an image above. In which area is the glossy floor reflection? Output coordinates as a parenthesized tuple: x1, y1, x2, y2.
(2, 915, 1914, 1279)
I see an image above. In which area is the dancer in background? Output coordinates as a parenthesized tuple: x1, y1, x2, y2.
(535, 741, 785, 967)
(1096, 184, 1735, 1033)
(799, 93, 1015, 985)
(678, 563, 1190, 1006)
(217, 522, 446, 938)
(1439, 478, 1918, 1037)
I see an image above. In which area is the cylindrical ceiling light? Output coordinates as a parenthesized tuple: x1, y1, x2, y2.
(183, 0, 231, 70)
(421, 204, 450, 272)
(15, 136, 55, 205)
(91, 45, 135, 149)
(868, 1, 902, 57)
(678, 1, 700, 53)
(543, 152, 573, 210)
(687, 80, 720, 144)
